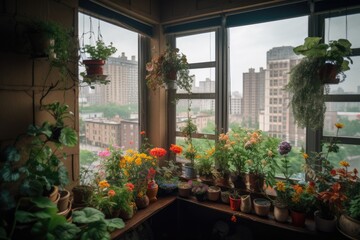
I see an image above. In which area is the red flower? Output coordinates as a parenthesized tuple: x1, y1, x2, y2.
(125, 182, 135, 191)
(108, 190, 116, 197)
(147, 167, 156, 179)
(149, 147, 167, 158)
(170, 144, 183, 154)
(330, 169, 336, 176)
(309, 181, 315, 187)
(231, 215, 237, 223)
(140, 131, 146, 135)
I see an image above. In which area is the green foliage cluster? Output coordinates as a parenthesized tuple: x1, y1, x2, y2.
(80, 103, 136, 119)
(83, 40, 117, 60)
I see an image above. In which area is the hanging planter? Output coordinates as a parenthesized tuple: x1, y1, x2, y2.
(81, 40, 117, 86)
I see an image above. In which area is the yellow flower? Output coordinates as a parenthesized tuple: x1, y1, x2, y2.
(135, 157, 142, 166)
(339, 160, 350, 167)
(276, 181, 286, 192)
(292, 194, 300, 203)
(119, 158, 126, 168)
(302, 153, 309, 159)
(267, 150, 273, 157)
(98, 180, 110, 189)
(335, 122, 344, 129)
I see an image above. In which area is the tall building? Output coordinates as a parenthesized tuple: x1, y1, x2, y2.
(241, 67, 265, 128)
(263, 46, 305, 146)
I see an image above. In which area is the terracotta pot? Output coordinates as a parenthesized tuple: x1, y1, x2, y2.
(253, 198, 271, 217)
(146, 184, 158, 203)
(290, 210, 306, 227)
(57, 200, 72, 218)
(57, 189, 71, 212)
(83, 59, 105, 75)
(135, 195, 149, 209)
(274, 205, 289, 223)
(207, 186, 220, 201)
(338, 214, 360, 239)
(314, 210, 336, 233)
(240, 194, 252, 213)
(229, 197, 241, 211)
(48, 186, 59, 202)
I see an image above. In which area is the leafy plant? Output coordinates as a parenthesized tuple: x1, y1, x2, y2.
(285, 37, 353, 130)
(349, 195, 360, 220)
(145, 45, 194, 94)
(83, 40, 117, 60)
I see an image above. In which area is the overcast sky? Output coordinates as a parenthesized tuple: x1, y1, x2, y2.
(79, 13, 359, 95)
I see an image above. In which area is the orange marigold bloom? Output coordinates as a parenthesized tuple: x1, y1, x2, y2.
(149, 147, 167, 158)
(125, 182, 134, 191)
(302, 153, 309, 159)
(339, 160, 350, 167)
(108, 190, 116, 197)
(293, 185, 303, 194)
(170, 144, 183, 154)
(99, 180, 110, 189)
(335, 122, 344, 129)
(276, 181, 286, 192)
(231, 215, 237, 223)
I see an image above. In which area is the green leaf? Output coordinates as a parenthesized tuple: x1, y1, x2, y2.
(81, 221, 109, 240)
(105, 218, 125, 231)
(51, 222, 81, 240)
(31, 196, 56, 209)
(59, 127, 77, 147)
(1, 146, 21, 162)
(0, 189, 15, 210)
(15, 210, 35, 223)
(72, 207, 105, 224)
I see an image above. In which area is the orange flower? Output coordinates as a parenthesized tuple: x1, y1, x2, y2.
(302, 153, 309, 159)
(140, 131, 146, 135)
(231, 215, 237, 223)
(99, 180, 110, 189)
(293, 185, 303, 194)
(125, 182, 134, 191)
(339, 160, 350, 167)
(170, 144, 183, 154)
(335, 122, 344, 129)
(108, 190, 115, 197)
(149, 147, 167, 158)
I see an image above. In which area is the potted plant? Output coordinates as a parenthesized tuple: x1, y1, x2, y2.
(195, 146, 215, 185)
(81, 39, 117, 86)
(155, 159, 181, 196)
(207, 186, 221, 202)
(253, 198, 272, 217)
(145, 45, 194, 93)
(191, 181, 208, 202)
(339, 195, 360, 239)
(229, 189, 241, 211)
(213, 132, 231, 188)
(178, 181, 192, 198)
(285, 37, 353, 130)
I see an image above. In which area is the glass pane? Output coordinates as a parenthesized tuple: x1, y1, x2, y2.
(322, 144, 360, 172)
(328, 56, 360, 94)
(178, 68, 215, 94)
(228, 16, 308, 148)
(325, 13, 360, 48)
(176, 32, 216, 63)
(79, 13, 139, 167)
(324, 102, 360, 138)
(176, 99, 215, 135)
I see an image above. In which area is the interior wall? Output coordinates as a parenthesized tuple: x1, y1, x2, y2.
(0, 0, 79, 188)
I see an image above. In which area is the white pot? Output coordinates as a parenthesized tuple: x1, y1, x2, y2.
(274, 205, 289, 223)
(338, 214, 360, 238)
(314, 210, 337, 233)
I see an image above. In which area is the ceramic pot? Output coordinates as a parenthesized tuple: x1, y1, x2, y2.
(207, 186, 220, 201)
(338, 214, 360, 239)
(83, 59, 105, 75)
(240, 194, 252, 213)
(48, 186, 59, 202)
(229, 197, 241, 211)
(290, 210, 306, 227)
(135, 195, 150, 209)
(314, 210, 337, 233)
(146, 184, 158, 203)
(183, 165, 196, 179)
(273, 205, 289, 223)
(253, 198, 271, 217)
(57, 189, 71, 212)
(178, 183, 192, 198)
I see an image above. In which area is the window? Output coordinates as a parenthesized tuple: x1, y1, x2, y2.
(79, 13, 140, 166)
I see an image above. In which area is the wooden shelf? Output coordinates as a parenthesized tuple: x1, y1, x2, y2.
(111, 195, 177, 239)
(177, 196, 319, 235)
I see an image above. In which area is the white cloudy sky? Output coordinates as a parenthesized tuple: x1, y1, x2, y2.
(79, 12, 360, 95)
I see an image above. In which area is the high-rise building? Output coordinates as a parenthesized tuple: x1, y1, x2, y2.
(263, 46, 305, 146)
(241, 67, 265, 128)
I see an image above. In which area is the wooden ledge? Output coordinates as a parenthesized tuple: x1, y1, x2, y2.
(111, 195, 177, 239)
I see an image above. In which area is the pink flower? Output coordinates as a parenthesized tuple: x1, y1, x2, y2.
(98, 149, 110, 157)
